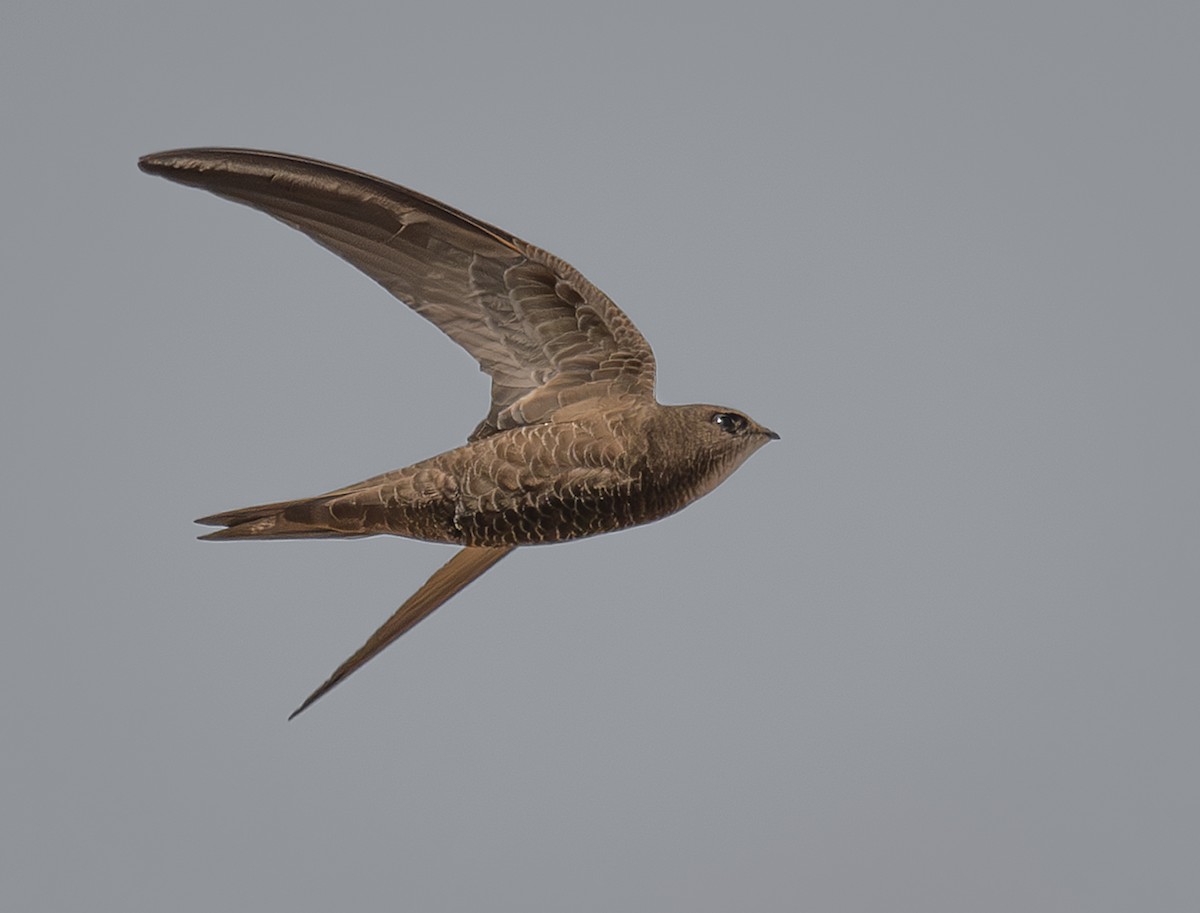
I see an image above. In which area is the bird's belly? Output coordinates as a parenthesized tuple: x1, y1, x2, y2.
(454, 474, 691, 547)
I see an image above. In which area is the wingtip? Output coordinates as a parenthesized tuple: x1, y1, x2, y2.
(138, 151, 173, 174)
(138, 148, 226, 176)
(288, 681, 334, 720)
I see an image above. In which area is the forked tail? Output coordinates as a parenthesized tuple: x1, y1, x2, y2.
(195, 497, 370, 540)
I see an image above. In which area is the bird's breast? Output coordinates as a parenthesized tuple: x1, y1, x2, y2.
(452, 443, 716, 547)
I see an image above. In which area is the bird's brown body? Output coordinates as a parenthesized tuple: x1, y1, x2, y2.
(200, 396, 759, 548)
(140, 148, 776, 716)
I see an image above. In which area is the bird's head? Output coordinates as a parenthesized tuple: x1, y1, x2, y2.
(658, 403, 779, 494)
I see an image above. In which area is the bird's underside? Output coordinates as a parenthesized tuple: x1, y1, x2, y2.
(140, 147, 777, 717)
(195, 397, 687, 548)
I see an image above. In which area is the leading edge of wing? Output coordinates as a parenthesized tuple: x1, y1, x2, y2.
(138, 147, 521, 253)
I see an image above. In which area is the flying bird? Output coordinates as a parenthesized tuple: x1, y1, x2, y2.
(139, 148, 778, 718)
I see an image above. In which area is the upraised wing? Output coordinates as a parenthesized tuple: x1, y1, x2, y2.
(139, 148, 656, 439)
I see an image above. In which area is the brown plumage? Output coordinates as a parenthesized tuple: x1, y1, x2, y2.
(140, 148, 778, 717)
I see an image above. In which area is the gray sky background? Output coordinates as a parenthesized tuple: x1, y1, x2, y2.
(3, 3, 1197, 911)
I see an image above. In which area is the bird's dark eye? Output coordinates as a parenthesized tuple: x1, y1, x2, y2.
(712, 412, 747, 434)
